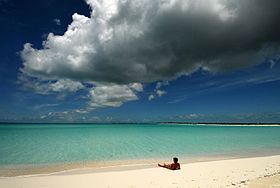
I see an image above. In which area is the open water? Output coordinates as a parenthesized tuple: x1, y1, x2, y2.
(0, 124, 280, 166)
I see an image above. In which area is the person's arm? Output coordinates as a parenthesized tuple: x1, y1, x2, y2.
(158, 162, 180, 170)
(158, 163, 171, 169)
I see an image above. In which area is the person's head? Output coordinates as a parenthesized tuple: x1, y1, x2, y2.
(173, 157, 179, 163)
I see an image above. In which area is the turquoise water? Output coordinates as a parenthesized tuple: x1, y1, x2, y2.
(0, 124, 280, 166)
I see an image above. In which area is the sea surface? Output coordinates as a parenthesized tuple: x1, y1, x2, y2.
(0, 123, 280, 166)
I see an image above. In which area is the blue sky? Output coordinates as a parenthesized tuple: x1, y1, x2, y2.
(0, 0, 280, 123)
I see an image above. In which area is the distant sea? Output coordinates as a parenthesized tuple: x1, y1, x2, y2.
(0, 123, 280, 167)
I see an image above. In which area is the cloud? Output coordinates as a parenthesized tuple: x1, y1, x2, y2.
(19, 0, 280, 109)
(149, 81, 168, 100)
(50, 79, 84, 92)
(148, 94, 155, 101)
(269, 55, 280, 69)
(156, 89, 166, 97)
(178, 113, 201, 120)
(19, 75, 84, 97)
(33, 103, 59, 110)
(53, 18, 61, 26)
(39, 110, 91, 123)
(20, 0, 280, 85)
(89, 83, 142, 108)
(148, 90, 166, 100)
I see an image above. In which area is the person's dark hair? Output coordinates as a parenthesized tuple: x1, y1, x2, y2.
(173, 157, 178, 163)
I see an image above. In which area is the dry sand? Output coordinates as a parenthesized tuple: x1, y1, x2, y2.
(0, 155, 280, 188)
(248, 174, 280, 188)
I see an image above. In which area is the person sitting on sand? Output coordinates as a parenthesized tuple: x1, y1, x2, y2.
(158, 157, 181, 170)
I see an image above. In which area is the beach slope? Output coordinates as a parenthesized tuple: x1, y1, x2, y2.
(1, 155, 280, 188)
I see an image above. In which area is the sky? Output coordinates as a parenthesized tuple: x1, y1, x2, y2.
(0, 0, 280, 123)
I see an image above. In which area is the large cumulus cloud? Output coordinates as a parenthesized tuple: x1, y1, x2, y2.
(19, 0, 280, 109)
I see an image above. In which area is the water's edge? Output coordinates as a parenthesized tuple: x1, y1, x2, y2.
(1, 151, 280, 177)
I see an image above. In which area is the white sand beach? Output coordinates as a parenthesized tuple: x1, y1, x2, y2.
(248, 174, 280, 188)
(1, 155, 280, 188)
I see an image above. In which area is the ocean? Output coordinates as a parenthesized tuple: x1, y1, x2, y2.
(0, 123, 280, 167)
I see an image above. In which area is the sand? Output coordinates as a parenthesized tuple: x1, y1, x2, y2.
(248, 174, 280, 188)
(0, 155, 280, 188)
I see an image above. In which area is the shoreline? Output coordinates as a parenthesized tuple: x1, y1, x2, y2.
(1, 151, 280, 177)
(160, 123, 280, 126)
(1, 155, 280, 188)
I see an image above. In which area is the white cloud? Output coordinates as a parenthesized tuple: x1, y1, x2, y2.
(156, 89, 166, 97)
(148, 81, 168, 100)
(148, 94, 155, 101)
(75, 109, 89, 114)
(50, 79, 84, 93)
(179, 113, 201, 120)
(54, 18, 61, 25)
(129, 83, 143, 92)
(38, 110, 93, 122)
(89, 83, 142, 108)
(19, 75, 84, 97)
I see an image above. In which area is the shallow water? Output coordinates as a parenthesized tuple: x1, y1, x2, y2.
(0, 123, 280, 166)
